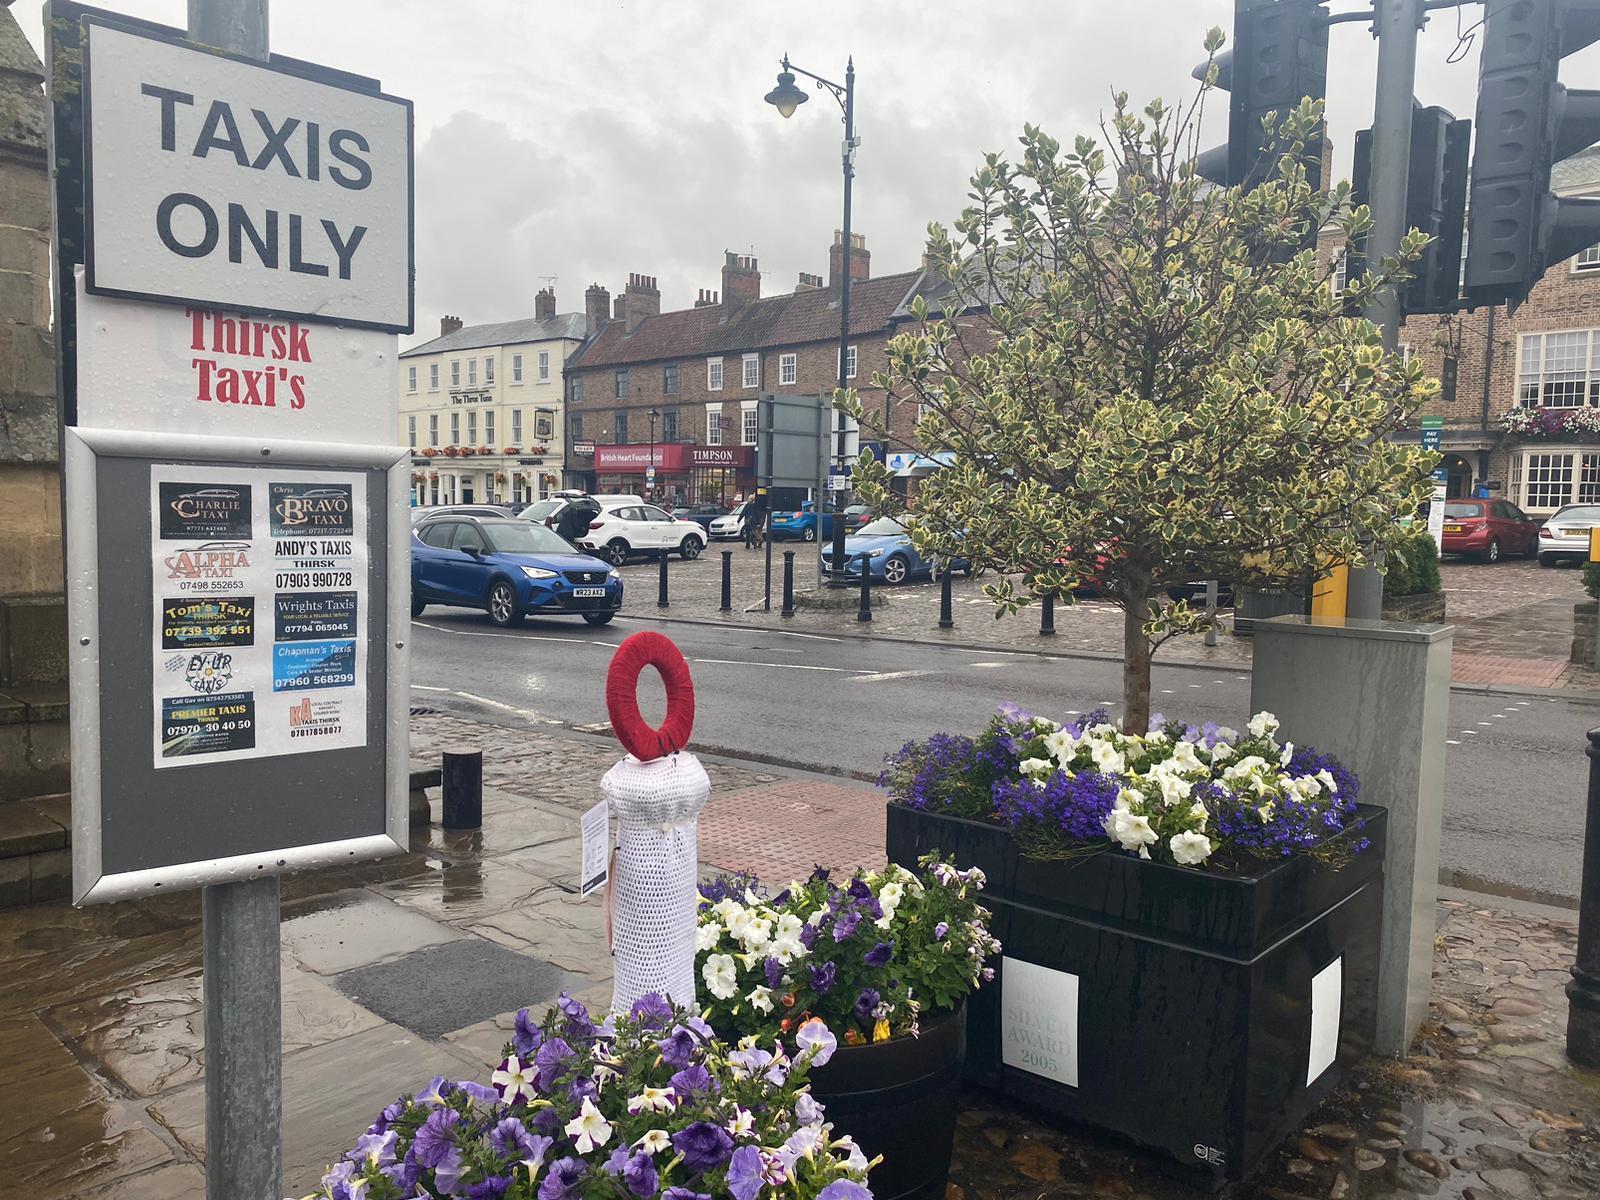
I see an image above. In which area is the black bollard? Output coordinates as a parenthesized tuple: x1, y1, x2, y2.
(1040, 592, 1056, 636)
(781, 551, 796, 618)
(857, 552, 873, 623)
(657, 553, 669, 608)
(1568, 727, 1600, 1065)
(720, 550, 733, 613)
(442, 750, 483, 830)
(938, 566, 954, 630)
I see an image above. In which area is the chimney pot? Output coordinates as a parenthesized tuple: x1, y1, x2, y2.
(721, 251, 761, 311)
(623, 270, 661, 333)
(441, 314, 464, 337)
(535, 287, 556, 320)
(585, 283, 611, 335)
(829, 230, 870, 290)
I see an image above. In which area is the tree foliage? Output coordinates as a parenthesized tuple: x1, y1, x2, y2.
(839, 30, 1438, 730)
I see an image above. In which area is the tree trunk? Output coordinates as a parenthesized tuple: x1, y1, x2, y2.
(1122, 599, 1153, 733)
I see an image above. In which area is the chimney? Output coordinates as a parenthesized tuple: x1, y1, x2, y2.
(721, 252, 761, 311)
(796, 271, 824, 291)
(584, 283, 610, 334)
(694, 289, 720, 308)
(535, 287, 556, 320)
(613, 294, 627, 322)
(624, 272, 661, 333)
(440, 314, 464, 337)
(829, 230, 870, 289)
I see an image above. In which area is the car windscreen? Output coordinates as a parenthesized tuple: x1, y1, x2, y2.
(482, 522, 576, 555)
(519, 500, 562, 521)
(1443, 502, 1482, 518)
(1554, 506, 1600, 522)
(856, 517, 909, 537)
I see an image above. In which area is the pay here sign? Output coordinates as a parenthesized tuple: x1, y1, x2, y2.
(81, 16, 413, 332)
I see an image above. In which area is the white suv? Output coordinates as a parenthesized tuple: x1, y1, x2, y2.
(580, 503, 706, 565)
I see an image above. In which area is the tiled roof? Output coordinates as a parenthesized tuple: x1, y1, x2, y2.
(1553, 146, 1600, 196)
(566, 271, 923, 371)
(400, 313, 589, 358)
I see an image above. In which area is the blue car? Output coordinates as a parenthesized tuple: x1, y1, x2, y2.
(412, 515, 623, 627)
(822, 517, 973, 585)
(770, 501, 839, 542)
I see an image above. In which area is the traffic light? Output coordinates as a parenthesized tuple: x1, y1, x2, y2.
(1464, 0, 1600, 307)
(1193, 0, 1330, 190)
(1348, 105, 1471, 314)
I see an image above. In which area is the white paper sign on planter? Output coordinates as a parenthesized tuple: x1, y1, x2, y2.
(1001, 956, 1080, 1088)
(81, 17, 413, 332)
(1306, 957, 1343, 1086)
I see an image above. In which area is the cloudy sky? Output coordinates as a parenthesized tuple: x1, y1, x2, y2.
(20, 1, 1597, 348)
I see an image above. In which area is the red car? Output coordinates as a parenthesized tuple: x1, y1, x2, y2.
(1439, 498, 1539, 562)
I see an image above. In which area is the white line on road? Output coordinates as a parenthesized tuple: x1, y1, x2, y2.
(453, 690, 548, 719)
(851, 670, 935, 683)
(1447, 739, 1461, 745)
(1461, 730, 1477, 736)
(414, 620, 583, 645)
(968, 662, 1009, 668)
(692, 658, 863, 673)
(411, 684, 450, 692)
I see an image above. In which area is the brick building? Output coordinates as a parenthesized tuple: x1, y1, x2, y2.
(562, 233, 931, 505)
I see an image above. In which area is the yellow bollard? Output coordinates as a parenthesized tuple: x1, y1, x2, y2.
(1590, 528, 1600, 563)
(1310, 561, 1349, 620)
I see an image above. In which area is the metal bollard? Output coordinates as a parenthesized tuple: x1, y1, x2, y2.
(1040, 592, 1056, 636)
(1567, 727, 1600, 1065)
(857, 552, 873, 623)
(781, 551, 796, 618)
(938, 566, 954, 630)
(442, 750, 483, 830)
(720, 550, 733, 612)
(657, 553, 669, 608)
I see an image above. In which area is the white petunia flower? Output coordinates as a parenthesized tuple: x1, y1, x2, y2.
(1171, 740, 1204, 773)
(1316, 769, 1339, 795)
(1248, 711, 1280, 739)
(1104, 807, 1158, 856)
(769, 913, 806, 962)
(1090, 740, 1126, 775)
(491, 1054, 537, 1105)
(636, 1129, 673, 1155)
(1188, 801, 1209, 828)
(695, 922, 724, 953)
(1170, 830, 1214, 866)
(747, 985, 775, 1014)
(627, 1085, 676, 1114)
(1043, 728, 1080, 764)
(702, 953, 739, 1000)
(1019, 757, 1053, 780)
(1279, 741, 1295, 767)
(565, 1097, 613, 1154)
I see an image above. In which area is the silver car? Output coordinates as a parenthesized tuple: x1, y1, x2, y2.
(1537, 503, 1600, 566)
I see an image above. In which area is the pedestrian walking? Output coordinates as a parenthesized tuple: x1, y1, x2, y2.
(742, 491, 768, 549)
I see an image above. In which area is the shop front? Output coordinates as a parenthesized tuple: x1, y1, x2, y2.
(591, 444, 755, 506)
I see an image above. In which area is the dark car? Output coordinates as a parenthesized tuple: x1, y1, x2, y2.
(841, 504, 875, 534)
(412, 516, 622, 627)
(1440, 498, 1538, 563)
(676, 502, 730, 532)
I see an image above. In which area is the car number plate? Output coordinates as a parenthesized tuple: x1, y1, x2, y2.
(1563, 528, 1586, 537)
(1443, 524, 1463, 533)
(572, 587, 606, 598)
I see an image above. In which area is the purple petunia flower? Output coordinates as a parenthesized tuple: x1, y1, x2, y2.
(794, 1091, 822, 1126)
(818, 1181, 873, 1200)
(567, 1074, 598, 1106)
(557, 992, 596, 1039)
(670, 1062, 715, 1096)
(663, 1191, 712, 1200)
(808, 960, 838, 994)
(658, 1024, 698, 1069)
(764, 957, 786, 988)
(799, 922, 821, 949)
(434, 1147, 466, 1196)
(864, 940, 893, 968)
(458, 1080, 500, 1104)
(672, 1121, 734, 1173)
(537, 1157, 587, 1200)
(513, 1008, 543, 1058)
(853, 988, 880, 1023)
(727, 1144, 765, 1200)
(533, 1036, 575, 1092)
(832, 907, 860, 942)
(489, 1118, 543, 1161)
(629, 993, 673, 1030)
(468, 1177, 512, 1200)
(369, 1097, 409, 1135)
(934, 922, 949, 940)
(530, 1106, 560, 1135)
(410, 1106, 460, 1169)
(622, 1152, 659, 1198)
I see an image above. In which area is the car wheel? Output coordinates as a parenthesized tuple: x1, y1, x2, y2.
(486, 580, 523, 627)
(802, 526, 817, 542)
(582, 611, 615, 626)
(1540, 553, 1556, 568)
(679, 536, 703, 560)
(1484, 538, 1501, 564)
(604, 540, 630, 566)
(883, 555, 909, 585)
(411, 594, 426, 617)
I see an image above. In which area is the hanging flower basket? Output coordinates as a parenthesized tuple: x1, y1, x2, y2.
(503, 446, 520, 456)
(494, 471, 507, 483)
(441, 446, 459, 457)
(419, 447, 439, 458)
(1499, 406, 1600, 441)
(427, 471, 438, 482)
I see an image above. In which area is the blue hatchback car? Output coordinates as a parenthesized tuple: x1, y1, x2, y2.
(822, 517, 972, 585)
(412, 515, 623, 627)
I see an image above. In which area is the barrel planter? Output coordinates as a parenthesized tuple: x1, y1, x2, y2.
(806, 1002, 966, 1200)
(886, 804, 1387, 1190)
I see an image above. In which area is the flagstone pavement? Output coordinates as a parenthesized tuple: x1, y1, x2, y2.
(1, 713, 1596, 1199)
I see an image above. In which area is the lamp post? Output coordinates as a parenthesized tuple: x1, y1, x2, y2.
(766, 52, 859, 583)
(649, 407, 660, 502)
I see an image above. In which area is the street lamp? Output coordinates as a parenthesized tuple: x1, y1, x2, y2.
(765, 52, 859, 583)
(649, 408, 660, 501)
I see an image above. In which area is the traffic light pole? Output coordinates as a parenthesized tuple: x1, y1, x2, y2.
(1348, 0, 1426, 621)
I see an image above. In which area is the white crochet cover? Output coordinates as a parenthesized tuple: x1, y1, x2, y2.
(604, 751, 711, 1014)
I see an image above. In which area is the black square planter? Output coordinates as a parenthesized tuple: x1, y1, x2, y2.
(887, 804, 1387, 1188)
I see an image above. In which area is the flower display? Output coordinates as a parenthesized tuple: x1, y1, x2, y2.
(306, 993, 870, 1200)
(1499, 405, 1600, 440)
(694, 856, 1000, 1047)
(882, 706, 1366, 869)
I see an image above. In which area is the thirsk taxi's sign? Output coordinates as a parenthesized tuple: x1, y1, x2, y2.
(81, 16, 414, 332)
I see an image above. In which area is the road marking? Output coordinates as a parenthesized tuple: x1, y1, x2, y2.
(1478, 721, 1492, 726)
(1447, 739, 1461, 745)
(450, 690, 558, 724)
(765, 630, 843, 643)
(414, 620, 584, 645)
(411, 684, 450, 692)
(1188, 683, 1202, 688)
(1461, 730, 1477, 736)
(851, 670, 935, 683)
(691, 657, 863, 673)
(968, 662, 1009, 668)
(576, 721, 613, 733)
(1160, 690, 1175, 695)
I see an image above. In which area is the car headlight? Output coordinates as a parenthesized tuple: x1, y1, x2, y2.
(868, 548, 887, 558)
(607, 567, 621, 579)
(521, 566, 558, 580)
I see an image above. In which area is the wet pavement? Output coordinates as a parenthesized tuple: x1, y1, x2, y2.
(1, 716, 1596, 1199)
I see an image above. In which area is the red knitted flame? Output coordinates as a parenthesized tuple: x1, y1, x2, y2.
(605, 631, 696, 760)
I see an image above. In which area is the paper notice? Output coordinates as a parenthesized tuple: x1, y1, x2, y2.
(581, 798, 610, 898)
(1307, 956, 1343, 1086)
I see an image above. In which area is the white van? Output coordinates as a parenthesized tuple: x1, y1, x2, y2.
(520, 494, 645, 527)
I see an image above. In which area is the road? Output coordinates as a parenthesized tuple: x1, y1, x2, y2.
(409, 608, 1595, 906)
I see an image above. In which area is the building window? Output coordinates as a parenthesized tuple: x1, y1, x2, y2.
(839, 345, 858, 379)
(707, 357, 724, 391)
(429, 363, 439, 391)
(468, 359, 478, 387)
(615, 412, 629, 443)
(485, 410, 495, 445)
(1330, 247, 1347, 297)
(467, 411, 477, 444)
(1512, 448, 1600, 512)
(1576, 244, 1600, 273)
(450, 412, 460, 444)
(741, 401, 758, 446)
(706, 405, 722, 446)
(429, 414, 439, 446)
(511, 409, 523, 444)
(779, 353, 797, 385)
(539, 351, 550, 381)
(450, 360, 461, 388)
(664, 363, 679, 396)
(484, 357, 495, 384)
(615, 369, 629, 399)
(1517, 330, 1600, 408)
(570, 414, 583, 442)
(407, 415, 417, 447)
(512, 353, 523, 383)
(536, 409, 554, 437)
(742, 354, 760, 389)
(661, 409, 678, 441)
(407, 366, 417, 392)
(571, 375, 584, 403)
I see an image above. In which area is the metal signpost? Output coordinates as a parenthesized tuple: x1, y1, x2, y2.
(758, 391, 832, 587)
(1421, 417, 1446, 555)
(46, 3, 412, 1195)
